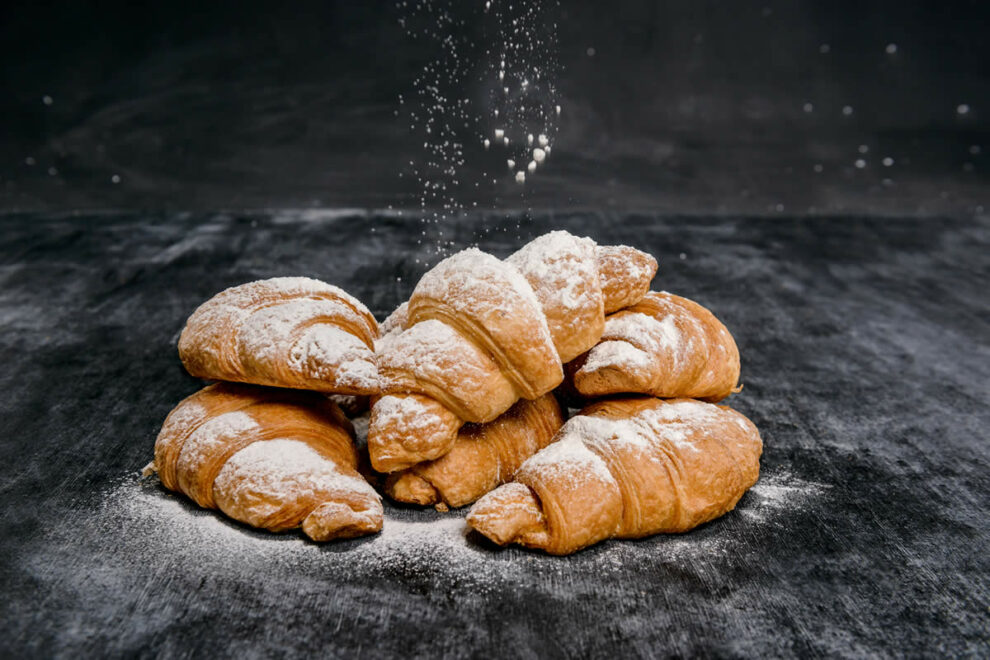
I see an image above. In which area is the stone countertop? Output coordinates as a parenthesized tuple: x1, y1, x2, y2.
(0, 211, 987, 657)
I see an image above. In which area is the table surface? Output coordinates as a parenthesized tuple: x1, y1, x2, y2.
(1, 211, 987, 658)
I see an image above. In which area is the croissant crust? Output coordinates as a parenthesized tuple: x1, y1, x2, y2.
(467, 397, 762, 555)
(151, 382, 383, 541)
(178, 277, 380, 395)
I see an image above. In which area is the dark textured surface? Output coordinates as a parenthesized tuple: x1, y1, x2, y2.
(0, 211, 988, 657)
(2, 0, 987, 215)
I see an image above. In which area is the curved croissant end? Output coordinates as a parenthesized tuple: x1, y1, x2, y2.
(595, 245, 658, 314)
(467, 397, 762, 555)
(178, 277, 380, 395)
(152, 382, 382, 542)
(573, 291, 740, 402)
(385, 393, 565, 509)
(367, 394, 463, 473)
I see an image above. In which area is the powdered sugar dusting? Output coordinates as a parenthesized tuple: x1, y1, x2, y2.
(521, 433, 617, 485)
(155, 400, 207, 456)
(175, 411, 259, 483)
(580, 340, 651, 372)
(605, 312, 681, 356)
(181, 277, 378, 391)
(506, 230, 599, 313)
(646, 400, 721, 424)
(378, 320, 505, 394)
(520, 400, 736, 485)
(287, 325, 379, 389)
(216, 439, 378, 512)
(189, 278, 369, 347)
(412, 248, 551, 342)
(372, 395, 445, 433)
(596, 245, 658, 288)
(378, 302, 409, 341)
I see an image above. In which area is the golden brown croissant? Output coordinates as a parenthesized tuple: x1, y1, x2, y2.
(466, 397, 761, 555)
(148, 382, 383, 541)
(384, 393, 565, 510)
(368, 231, 657, 473)
(570, 291, 740, 402)
(178, 277, 380, 395)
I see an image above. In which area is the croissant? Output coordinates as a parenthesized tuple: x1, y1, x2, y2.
(368, 231, 657, 472)
(178, 277, 380, 395)
(148, 382, 383, 541)
(466, 396, 762, 555)
(570, 291, 740, 403)
(384, 393, 565, 510)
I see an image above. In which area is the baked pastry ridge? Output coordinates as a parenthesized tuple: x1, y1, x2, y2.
(466, 397, 762, 555)
(149, 382, 383, 541)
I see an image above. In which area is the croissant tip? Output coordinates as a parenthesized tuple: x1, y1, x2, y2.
(385, 472, 441, 505)
(301, 501, 384, 542)
(466, 483, 545, 547)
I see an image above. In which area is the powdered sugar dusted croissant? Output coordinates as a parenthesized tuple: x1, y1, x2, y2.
(179, 277, 380, 395)
(570, 291, 740, 403)
(384, 393, 565, 510)
(467, 397, 761, 555)
(369, 231, 657, 472)
(149, 382, 383, 541)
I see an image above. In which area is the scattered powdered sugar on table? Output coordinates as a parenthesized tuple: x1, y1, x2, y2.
(34, 462, 829, 605)
(740, 471, 832, 523)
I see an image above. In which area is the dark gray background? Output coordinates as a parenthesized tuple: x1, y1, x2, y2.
(1, 0, 988, 657)
(1, 0, 987, 214)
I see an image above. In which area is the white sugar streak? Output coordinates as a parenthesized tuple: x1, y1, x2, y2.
(216, 439, 376, 515)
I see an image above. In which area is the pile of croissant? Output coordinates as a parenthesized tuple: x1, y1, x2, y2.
(148, 230, 762, 555)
